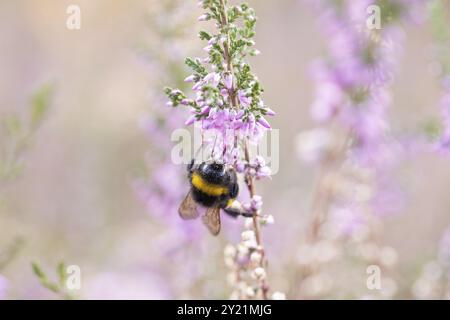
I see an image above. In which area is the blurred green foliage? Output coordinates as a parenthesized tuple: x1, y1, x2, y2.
(429, 0, 450, 76)
(32, 261, 76, 300)
(0, 83, 53, 184)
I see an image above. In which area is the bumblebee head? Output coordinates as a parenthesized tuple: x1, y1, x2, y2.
(207, 162, 225, 173)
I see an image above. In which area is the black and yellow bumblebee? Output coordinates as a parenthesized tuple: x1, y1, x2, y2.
(179, 159, 252, 235)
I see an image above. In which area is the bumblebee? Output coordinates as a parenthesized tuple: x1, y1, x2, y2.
(179, 160, 252, 235)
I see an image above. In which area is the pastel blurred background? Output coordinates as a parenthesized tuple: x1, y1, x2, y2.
(0, 0, 449, 299)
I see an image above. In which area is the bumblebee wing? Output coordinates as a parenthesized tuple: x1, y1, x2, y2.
(179, 190, 200, 220)
(202, 206, 221, 236)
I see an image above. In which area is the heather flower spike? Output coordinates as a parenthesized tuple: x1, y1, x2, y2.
(165, 0, 277, 299)
(294, 0, 425, 299)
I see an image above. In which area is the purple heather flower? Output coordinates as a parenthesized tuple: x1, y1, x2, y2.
(303, 0, 425, 234)
(238, 90, 252, 107)
(253, 155, 265, 167)
(184, 115, 196, 126)
(184, 75, 196, 83)
(224, 73, 233, 90)
(235, 161, 245, 173)
(250, 195, 263, 211)
(256, 166, 271, 179)
(257, 116, 271, 129)
(200, 105, 211, 115)
(204, 72, 221, 87)
(180, 99, 191, 106)
(198, 13, 209, 21)
(192, 81, 203, 91)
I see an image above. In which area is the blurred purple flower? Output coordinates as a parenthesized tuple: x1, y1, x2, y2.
(436, 77, 450, 155)
(330, 206, 367, 237)
(305, 0, 426, 236)
(438, 228, 450, 268)
(0, 275, 8, 300)
(82, 272, 171, 299)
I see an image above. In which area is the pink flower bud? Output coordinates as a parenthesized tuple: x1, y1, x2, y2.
(184, 115, 196, 126)
(192, 81, 203, 91)
(236, 110, 245, 120)
(180, 99, 190, 106)
(197, 14, 209, 21)
(257, 166, 271, 178)
(257, 116, 271, 129)
(184, 75, 196, 83)
(236, 162, 245, 173)
(220, 88, 229, 100)
(204, 72, 220, 87)
(250, 195, 263, 210)
(254, 155, 266, 167)
(224, 73, 233, 90)
(243, 203, 252, 212)
(238, 90, 252, 107)
(200, 105, 211, 115)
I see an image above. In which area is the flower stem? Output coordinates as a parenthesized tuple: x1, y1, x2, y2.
(244, 141, 269, 299)
(219, 0, 269, 299)
(219, 0, 238, 108)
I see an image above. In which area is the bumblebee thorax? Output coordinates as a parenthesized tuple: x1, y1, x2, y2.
(198, 162, 227, 185)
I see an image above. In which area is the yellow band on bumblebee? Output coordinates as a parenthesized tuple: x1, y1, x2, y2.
(191, 172, 228, 196)
(226, 198, 236, 208)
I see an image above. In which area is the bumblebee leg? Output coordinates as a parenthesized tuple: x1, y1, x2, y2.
(223, 199, 254, 218)
(240, 211, 254, 218)
(223, 207, 240, 218)
(228, 170, 239, 198)
(187, 158, 195, 173)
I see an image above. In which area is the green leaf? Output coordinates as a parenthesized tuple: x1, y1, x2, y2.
(32, 262, 47, 281)
(57, 261, 66, 286)
(198, 31, 211, 41)
(30, 83, 53, 129)
(3, 114, 22, 138)
(185, 57, 207, 76)
(32, 262, 62, 294)
(423, 118, 443, 141)
(164, 87, 173, 96)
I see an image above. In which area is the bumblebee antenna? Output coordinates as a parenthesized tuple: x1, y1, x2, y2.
(210, 134, 218, 160)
